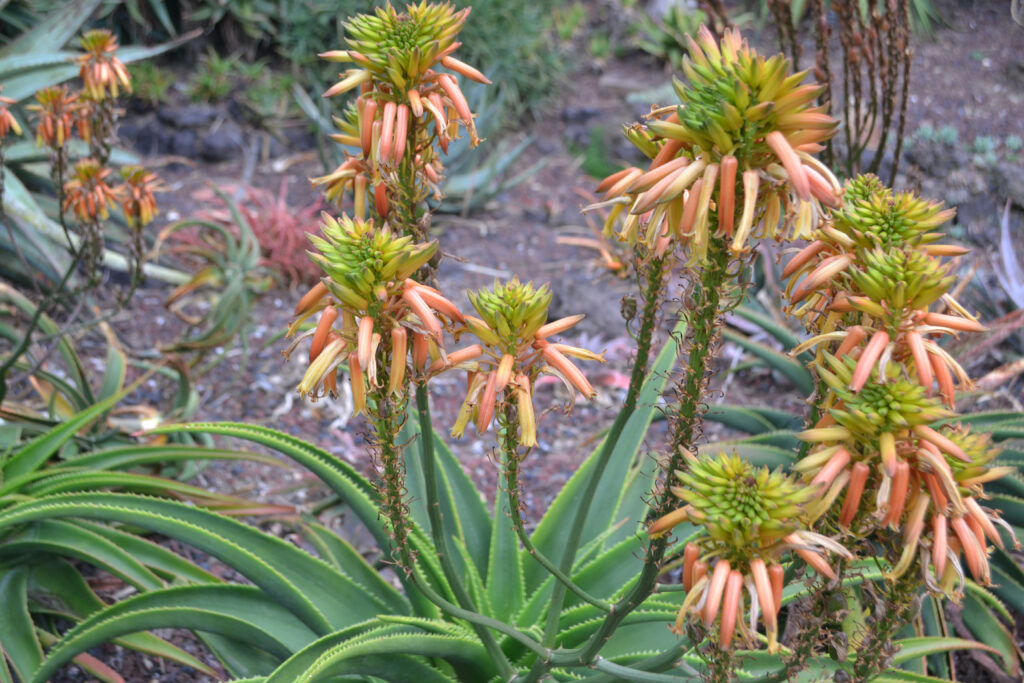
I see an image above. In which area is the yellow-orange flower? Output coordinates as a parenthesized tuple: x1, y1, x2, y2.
(286, 214, 462, 408)
(590, 26, 839, 263)
(0, 94, 22, 139)
(441, 279, 602, 446)
(77, 29, 131, 101)
(119, 165, 160, 226)
(63, 158, 120, 222)
(28, 86, 79, 148)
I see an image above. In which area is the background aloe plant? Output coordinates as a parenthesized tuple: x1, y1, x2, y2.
(0, 0, 193, 286)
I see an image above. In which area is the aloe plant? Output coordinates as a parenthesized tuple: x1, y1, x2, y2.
(0, 0, 195, 285)
(2, 4, 1020, 681)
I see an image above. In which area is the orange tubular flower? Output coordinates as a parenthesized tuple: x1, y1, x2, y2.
(0, 94, 22, 140)
(77, 29, 131, 101)
(119, 165, 160, 226)
(63, 158, 120, 222)
(286, 214, 462, 405)
(445, 279, 603, 444)
(28, 86, 79, 148)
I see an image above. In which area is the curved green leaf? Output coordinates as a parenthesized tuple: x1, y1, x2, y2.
(299, 520, 409, 615)
(698, 441, 796, 468)
(487, 472, 524, 620)
(0, 519, 163, 591)
(704, 405, 776, 435)
(3, 385, 130, 480)
(58, 444, 279, 471)
(0, 493, 384, 633)
(30, 585, 322, 683)
(890, 637, 998, 665)
(149, 422, 449, 612)
(0, 567, 43, 681)
(961, 589, 1022, 676)
(27, 559, 218, 677)
(721, 328, 815, 395)
(149, 422, 384, 543)
(294, 632, 488, 682)
(75, 521, 219, 584)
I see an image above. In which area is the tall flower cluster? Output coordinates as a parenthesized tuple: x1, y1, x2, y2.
(441, 279, 602, 447)
(287, 214, 462, 409)
(651, 453, 849, 650)
(20, 35, 158, 286)
(783, 175, 1015, 592)
(592, 26, 840, 264)
(312, 2, 489, 224)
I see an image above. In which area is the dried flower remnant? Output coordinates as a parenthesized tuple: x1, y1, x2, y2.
(287, 214, 461, 409)
(76, 29, 131, 101)
(651, 453, 848, 650)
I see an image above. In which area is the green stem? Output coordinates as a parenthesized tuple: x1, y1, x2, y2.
(591, 657, 697, 682)
(547, 241, 732, 671)
(404, 554, 551, 660)
(521, 255, 667, 681)
(585, 642, 699, 683)
(416, 384, 514, 679)
(500, 400, 611, 612)
(0, 249, 83, 403)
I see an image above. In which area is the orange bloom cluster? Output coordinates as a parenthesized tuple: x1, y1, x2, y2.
(117, 165, 160, 226)
(437, 279, 602, 447)
(287, 215, 462, 409)
(590, 27, 840, 263)
(28, 86, 81, 148)
(785, 176, 1016, 592)
(76, 29, 131, 101)
(651, 453, 849, 650)
(63, 158, 120, 222)
(312, 2, 489, 219)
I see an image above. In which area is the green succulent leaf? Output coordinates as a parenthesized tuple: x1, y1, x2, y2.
(0, 519, 163, 591)
(0, 567, 43, 681)
(29, 585, 323, 683)
(0, 493, 388, 633)
(960, 589, 1022, 676)
(890, 637, 999, 665)
(299, 520, 409, 615)
(27, 560, 219, 678)
(527, 315, 685, 589)
(487, 471, 525, 620)
(2, 383, 130, 481)
(721, 328, 815, 395)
